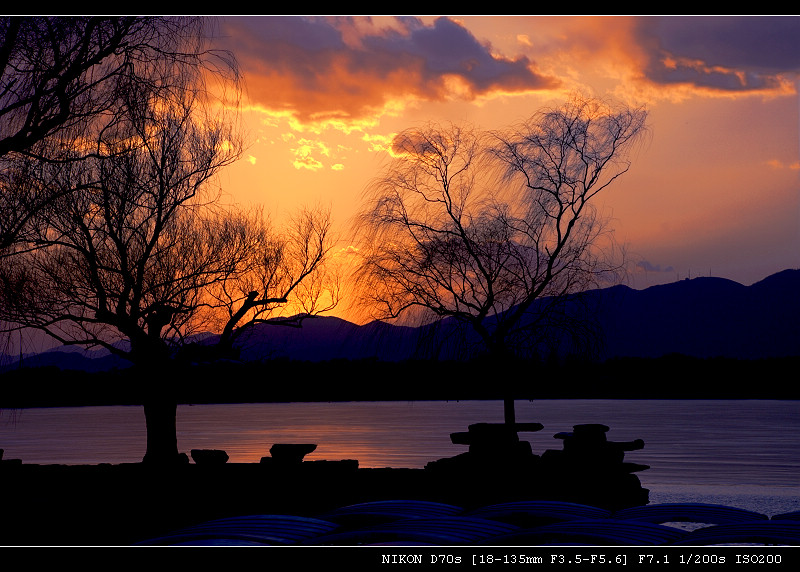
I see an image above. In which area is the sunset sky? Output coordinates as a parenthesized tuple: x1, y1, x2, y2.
(211, 16, 800, 321)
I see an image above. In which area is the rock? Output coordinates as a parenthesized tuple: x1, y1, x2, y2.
(450, 422, 543, 446)
(0, 447, 23, 467)
(572, 424, 610, 441)
(190, 449, 229, 465)
(269, 443, 317, 464)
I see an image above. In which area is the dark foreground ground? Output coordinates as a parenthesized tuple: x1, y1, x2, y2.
(1, 440, 653, 547)
(0, 462, 414, 546)
(0, 461, 630, 546)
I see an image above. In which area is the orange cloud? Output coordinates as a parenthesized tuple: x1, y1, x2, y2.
(219, 16, 560, 130)
(496, 16, 800, 105)
(766, 158, 800, 170)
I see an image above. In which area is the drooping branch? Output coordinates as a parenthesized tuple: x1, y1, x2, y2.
(212, 206, 340, 352)
(353, 94, 648, 360)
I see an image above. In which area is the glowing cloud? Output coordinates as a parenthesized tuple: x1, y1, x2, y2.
(220, 16, 560, 130)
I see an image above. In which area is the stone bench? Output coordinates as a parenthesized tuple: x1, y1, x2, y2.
(261, 443, 317, 465)
(547, 424, 648, 472)
(190, 449, 229, 465)
(450, 422, 544, 445)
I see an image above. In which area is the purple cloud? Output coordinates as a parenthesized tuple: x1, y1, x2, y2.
(219, 16, 560, 121)
(633, 16, 800, 92)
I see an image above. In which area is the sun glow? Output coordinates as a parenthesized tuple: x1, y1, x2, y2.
(217, 16, 800, 317)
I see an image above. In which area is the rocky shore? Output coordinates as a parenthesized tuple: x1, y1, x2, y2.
(1, 422, 649, 546)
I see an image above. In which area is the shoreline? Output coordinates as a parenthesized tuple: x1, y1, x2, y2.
(1, 355, 799, 409)
(2, 416, 657, 547)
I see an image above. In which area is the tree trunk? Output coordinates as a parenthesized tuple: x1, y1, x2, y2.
(142, 399, 181, 464)
(484, 336, 516, 428)
(504, 397, 516, 426)
(137, 360, 182, 465)
(129, 336, 184, 465)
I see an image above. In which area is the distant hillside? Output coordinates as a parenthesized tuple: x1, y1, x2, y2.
(3, 269, 800, 372)
(228, 268, 800, 362)
(595, 269, 800, 360)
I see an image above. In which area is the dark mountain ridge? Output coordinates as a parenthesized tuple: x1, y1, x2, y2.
(3, 268, 800, 373)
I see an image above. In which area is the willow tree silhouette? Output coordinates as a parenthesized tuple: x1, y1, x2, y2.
(354, 94, 648, 425)
(0, 17, 338, 465)
(0, 17, 237, 251)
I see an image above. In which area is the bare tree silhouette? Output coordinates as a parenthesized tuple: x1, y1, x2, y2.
(0, 17, 338, 464)
(203, 205, 339, 358)
(354, 94, 648, 425)
(0, 17, 237, 252)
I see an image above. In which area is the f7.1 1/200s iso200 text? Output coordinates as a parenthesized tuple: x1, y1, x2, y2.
(379, 549, 788, 567)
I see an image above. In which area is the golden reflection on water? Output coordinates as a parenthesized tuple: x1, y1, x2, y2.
(3, 400, 800, 491)
(176, 402, 479, 468)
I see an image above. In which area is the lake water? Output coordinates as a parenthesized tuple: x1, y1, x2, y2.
(1, 399, 798, 516)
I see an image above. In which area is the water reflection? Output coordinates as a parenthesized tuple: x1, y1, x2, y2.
(2, 400, 799, 489)
(177, 401, 470, 468)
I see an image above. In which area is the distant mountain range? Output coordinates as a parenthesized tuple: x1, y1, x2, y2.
(3, 269, 800, 373)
